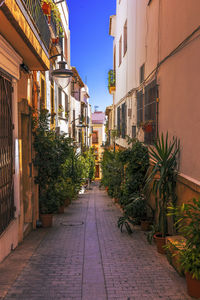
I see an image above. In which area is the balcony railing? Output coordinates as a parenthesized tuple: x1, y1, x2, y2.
(108, 69, 115, 91)
(22, 0, 51, 50)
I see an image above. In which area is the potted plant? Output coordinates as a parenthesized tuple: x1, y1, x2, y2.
(52, 37, 59, 45)
(145, 133, 180, 254)
(168, 198, 200, 298)
(39, 184, 60, 227)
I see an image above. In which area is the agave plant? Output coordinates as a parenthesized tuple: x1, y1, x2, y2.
(145, 132, 180, 237)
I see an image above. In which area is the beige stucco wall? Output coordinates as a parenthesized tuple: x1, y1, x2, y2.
(155, 1, 200, 181)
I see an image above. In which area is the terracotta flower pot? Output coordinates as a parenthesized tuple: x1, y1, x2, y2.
(52, 37, 59, 44)
(154, 234, 166, 254)
(40, 214, 53, 228)
(65, 198, 71, 207)
(58, 205, 65, 214)
(185, 272, 200, 298)
(42, 2, 51, 15)
(141, 220, 151, 231)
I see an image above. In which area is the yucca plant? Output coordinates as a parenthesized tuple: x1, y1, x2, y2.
(145, 132, 180, 237)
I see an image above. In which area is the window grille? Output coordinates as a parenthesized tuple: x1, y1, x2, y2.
(58, 87, 62, 117)
(65, 94, 68, 119)
(137, 90, 143, 125)
(121, 103, 126, 139)
(140, 64, 145, 83)
(50, 86, 54, 125)
(40, 78, 45, 109)
(73, 110, 76, 138)
(117, 106, 121, 135)
(144, 80, 158, 144)
(0, 75, 14, 235)
(132, 126, 136, 138)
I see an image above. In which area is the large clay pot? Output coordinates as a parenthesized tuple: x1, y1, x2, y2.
(141, 220, 151, 231)
(154, 234, 166, 254)
(40, 214, 53, 228)
(58, 205, 65, 214)
(65, 198, 71, 207)
(185, 272, 200, 298)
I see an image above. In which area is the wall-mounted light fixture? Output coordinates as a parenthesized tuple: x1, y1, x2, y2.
(50, 51, 73, 89)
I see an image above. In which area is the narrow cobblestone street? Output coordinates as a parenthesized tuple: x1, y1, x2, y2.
(1, 184, 191, 300)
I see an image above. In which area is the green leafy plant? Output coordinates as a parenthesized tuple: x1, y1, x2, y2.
(117, 216, 135, 235)
(32, 109, 75, 214)
(168, 198, 200, 279)
(108, 69, 115, 89)
(145, 132, 180, 237)
(146, 224, 159, 244)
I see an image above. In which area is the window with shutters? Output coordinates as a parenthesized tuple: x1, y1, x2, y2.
(137, 81, 158, 144)
(117, 106, 121, 135)
(92, 131, 98, 144)
(65, 93, 68, 119)
(58, 87, 62, 117)
(132, 126, 136, 138)
(119, 36, 122, 66)
(121, 103, 126, 139)
(140, 64, 145, 83)
(40, 76, 46, 109)
(72, 109, 76, 138)
(64, 33, 68, 63)
(137, 90, 143, 126)
(50, 85, 55, 126)
(123, 20, 127, 56)
(144, 80, 158, 144)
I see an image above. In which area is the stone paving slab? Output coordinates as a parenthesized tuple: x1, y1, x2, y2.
(0, 184, 192, 300)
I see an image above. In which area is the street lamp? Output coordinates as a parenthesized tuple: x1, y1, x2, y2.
(50, 51, 73, 89)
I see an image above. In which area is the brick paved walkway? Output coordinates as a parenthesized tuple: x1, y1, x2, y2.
(1, 183, 191, 300)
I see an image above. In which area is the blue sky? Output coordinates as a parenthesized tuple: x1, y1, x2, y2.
(67, 0, 116, 112)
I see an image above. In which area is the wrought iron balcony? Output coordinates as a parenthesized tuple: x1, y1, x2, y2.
(22, 0, 51, 50)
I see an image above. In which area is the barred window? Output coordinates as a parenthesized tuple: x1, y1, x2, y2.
(117, 106, 121, 134)
(121, 103, 126, 139)
(132, 126, 136, 138)
(137, 90, 143, 126)
(140, 64, 145, 83)
(144, 80, 158, 144)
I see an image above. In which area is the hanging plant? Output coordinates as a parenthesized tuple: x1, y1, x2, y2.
(41, 0, 51, 15)
(41, 0, 63, 35)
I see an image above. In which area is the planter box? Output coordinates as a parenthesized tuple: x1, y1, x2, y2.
(166, 236, 186, 275)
